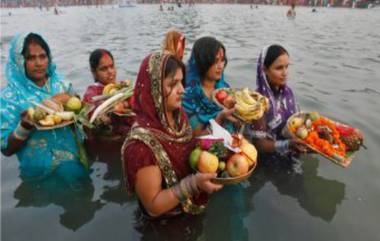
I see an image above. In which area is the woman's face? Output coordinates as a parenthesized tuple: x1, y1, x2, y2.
(163, 67, 185, 112)
(25, 42, 49, 84)
(264, 53, 289, 88)
(92, 54, 116, 85)
(205, 48, 225, 82)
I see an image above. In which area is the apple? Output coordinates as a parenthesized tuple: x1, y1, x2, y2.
(309, 111, 320, 121)
(197, 151, 219, 173)
(289, 117, 304, 130)
(226, 153, 249, 177)
(296, 126, 308, 139)
(216, 89, 228, 104)
(240, 138, 257, 167)
(123, 100, 130, 109)
(223, 95, 236, 109)
(189, 147, 202, 170)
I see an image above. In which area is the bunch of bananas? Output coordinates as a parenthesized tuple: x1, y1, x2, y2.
(102, 80, 131, 95)
(233, 88, 269, 122)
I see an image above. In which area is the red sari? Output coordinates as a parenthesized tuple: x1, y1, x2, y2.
(122, 52, 206, 216)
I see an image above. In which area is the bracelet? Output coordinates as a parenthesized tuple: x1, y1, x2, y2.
(172, 183, 187, 202)
(13, 122, 32, 141)
(274, 140, 290, 154)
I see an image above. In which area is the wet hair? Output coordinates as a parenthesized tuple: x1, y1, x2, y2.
(22, 33, 51, 61)
(264, 45, 289, 68)
(191, 36, 227, 79)
(164, 55, 186, 87)
(89, 49, 114, 71)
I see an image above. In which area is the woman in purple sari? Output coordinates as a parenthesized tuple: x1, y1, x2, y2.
(245, 45, 305, 156)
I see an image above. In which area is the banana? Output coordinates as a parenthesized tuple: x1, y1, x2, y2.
(233, 88, 269, 122)
(242, 88, 257, 105)
(103, 83, 116, 95)
(55, 111, 75, 121)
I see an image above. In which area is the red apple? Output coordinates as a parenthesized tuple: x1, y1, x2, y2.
(198, 151, 219, 173)
(216, 90, 228, 104)
(223, 95, 236, 109)
(226, 153, 249, 177)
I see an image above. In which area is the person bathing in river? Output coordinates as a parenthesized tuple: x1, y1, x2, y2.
(0, 32, 88, 183)
(122, 52, 223, 218)
(244, 45, 306, 158)
(82, 49, 134, 151)
(182, 36, 237, 136)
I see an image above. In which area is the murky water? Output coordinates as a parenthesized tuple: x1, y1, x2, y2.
(1, 4, 380, 241)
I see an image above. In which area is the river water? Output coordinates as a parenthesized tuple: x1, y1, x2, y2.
(1, 4, 380, 241)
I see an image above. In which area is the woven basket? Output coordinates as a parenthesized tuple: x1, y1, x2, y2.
(211, 160, 257, 185)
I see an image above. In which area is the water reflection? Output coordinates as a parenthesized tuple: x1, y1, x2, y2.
(250, 155, 345, 222)
(133, 210, 204, 241)
(13, 176, 103, 231)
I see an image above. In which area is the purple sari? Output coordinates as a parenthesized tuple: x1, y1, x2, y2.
(251, 46, 298, 140)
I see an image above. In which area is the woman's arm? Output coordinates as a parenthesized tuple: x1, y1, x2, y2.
(1, 111, 34, 156)
(135, 165, 223, 217)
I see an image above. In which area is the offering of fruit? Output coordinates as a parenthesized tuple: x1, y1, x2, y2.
(287, 112, 364, 166)
(190, 136, 257, 182)
(65, 96, 82, 112)
(232, 88, 269, 122)
(197, 151, 219, 173)
(226, 153, 249, 177)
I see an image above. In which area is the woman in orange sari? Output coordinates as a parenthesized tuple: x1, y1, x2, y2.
(122, 52, 223, 218)
(162, 29, 186, 61)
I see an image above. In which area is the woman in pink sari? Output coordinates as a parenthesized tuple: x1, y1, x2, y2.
(83, 49, 134, 162)
(122, 52, 223, 218)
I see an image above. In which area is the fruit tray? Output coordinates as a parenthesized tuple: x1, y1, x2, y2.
(212, 88, 248, 123)
(212, 88, 267, 124)
(283, 112, 360, 168)
(211, 161, 257, 185)
(35, 120, 74, 131)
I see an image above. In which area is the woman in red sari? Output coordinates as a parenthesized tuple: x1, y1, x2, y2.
(83, 49, 133, 162)
(122, 52, 223, 218)
(83, 49, 117, 104)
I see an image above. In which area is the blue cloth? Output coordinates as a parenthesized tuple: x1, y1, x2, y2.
(0, 33, 88, 182)
(182, 54, 235, 133)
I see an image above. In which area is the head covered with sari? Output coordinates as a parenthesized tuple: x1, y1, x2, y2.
(122, 52, 205, 214)
(162, 28, 185, 61)
(256, 45, 297, 138)
(182, 37, 235, 132)
(0, 33, 86, 180)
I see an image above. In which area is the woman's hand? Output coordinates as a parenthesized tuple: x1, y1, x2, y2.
(20, 110, 35, 131)
(215, 107, 238, 125)
(289, 139, 308, 153)
(194, 173, 223, 194)
(51, 92, 71, 104)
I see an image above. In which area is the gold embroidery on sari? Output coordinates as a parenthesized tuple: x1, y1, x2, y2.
(122, 127, 205, 215)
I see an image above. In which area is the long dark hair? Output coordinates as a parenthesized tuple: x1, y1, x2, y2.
(191, 36, 227, 79)
(22, 33, 51, 62)
(264, 45, 288, 68)
(89, 49, 114, 71)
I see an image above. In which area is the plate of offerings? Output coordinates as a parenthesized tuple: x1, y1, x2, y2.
(283, 112, 365, 167)
(189, 135, 258, 185)
(212, 88, 269, 123)
(29, 99, 78, 131)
